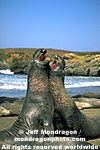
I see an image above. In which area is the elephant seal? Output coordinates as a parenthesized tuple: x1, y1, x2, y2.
(0, 48, 54, 144)
(1, 100, 24, 116)
(49, 55, 100, 140)
(0, 106, 12, 117)
(75, 101, 93, 110)
(73, 97, 100, 107)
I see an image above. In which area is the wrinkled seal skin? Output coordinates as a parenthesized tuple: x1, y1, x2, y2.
(0, 48, 54, 144)
(49, 55, 100, 141)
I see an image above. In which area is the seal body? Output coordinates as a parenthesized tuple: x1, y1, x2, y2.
(0, 49, 54, 144)
(49, 55, 100, 140)
(0, 106, 12, 117)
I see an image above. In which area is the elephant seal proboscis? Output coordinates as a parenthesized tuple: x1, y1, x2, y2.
(49, 55, 100, 141)
(0, 48, 54, 144)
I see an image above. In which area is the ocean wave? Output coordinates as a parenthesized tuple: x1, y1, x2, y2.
(0, 73, 27, 90)
(0, 84, 27, 90)
(0, 74, 100, 90)
(1, 81, 100, 90)
(0, 69, 14, 75)
(65, 81, 100, 88)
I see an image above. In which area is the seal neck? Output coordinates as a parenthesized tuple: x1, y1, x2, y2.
(49, 69, 65, 86)
(50, 69, 64, 76)
(33, 60, 48, 70)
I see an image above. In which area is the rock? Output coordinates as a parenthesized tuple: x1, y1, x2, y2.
(63, 53, 100, 76)
(72, 92, 100, 99)
(63, 53, 80, 59)
(0, 48, 100, 76)
(74, 66, 90, 76)
(64, 64, 90, 76)
(0, 97, 24, 104)
(71, 94, 82, 98)
(10, 56, 30, 74)
(64, 62, 80, 76)
(0, 61, 10, 70)
(83, 92, 100, 99)
(89, 67, 100, 76)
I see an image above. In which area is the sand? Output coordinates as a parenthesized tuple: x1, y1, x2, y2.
(0, 108, 100, 146)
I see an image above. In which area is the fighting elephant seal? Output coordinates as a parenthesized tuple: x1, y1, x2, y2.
(0, 48, 54, 144)
(49, 55, 100, 140)
(0, 51, 100, 149)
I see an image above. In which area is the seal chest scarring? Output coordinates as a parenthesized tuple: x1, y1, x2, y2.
(0, 48, 54, 144)
(49, 55, 100, 140)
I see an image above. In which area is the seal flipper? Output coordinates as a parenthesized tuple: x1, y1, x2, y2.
(39, 114, 54, 137)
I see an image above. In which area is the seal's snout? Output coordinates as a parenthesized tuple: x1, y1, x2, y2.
(50, 55, 65, 70)
(39, 49, 47, 61)
(51, 55, 59, 69)
(33, 48, 47, 62)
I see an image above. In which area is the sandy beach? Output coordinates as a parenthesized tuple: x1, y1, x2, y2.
(0, 108, 100, 146)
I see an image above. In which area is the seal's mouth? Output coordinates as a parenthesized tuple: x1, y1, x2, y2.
(51, 55, 58, 69)
(52, 60, 57, 69)
(39, 49, 46, 61)
(50, 55, 65, 71)
(33, 48, 47, 62)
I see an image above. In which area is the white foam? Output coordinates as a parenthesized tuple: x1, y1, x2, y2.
(0, 73, 27, 90)
(0, 74, 100, 90)
(0, 69, 14, 75)
(65, 81, 100, 88)
(0, 84, 27, 90)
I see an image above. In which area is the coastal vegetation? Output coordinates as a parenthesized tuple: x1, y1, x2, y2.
(0, 48, 100, 76)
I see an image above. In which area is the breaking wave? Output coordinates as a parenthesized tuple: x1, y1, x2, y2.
(0, 69, 14, 75)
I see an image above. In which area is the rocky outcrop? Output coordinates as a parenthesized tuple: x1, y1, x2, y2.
(63, 53, 100, 76)
(0, 48, 100, 76)
(10, 55, 30, 74)
(0, 61, 10, 70)
(0, 97, 23, 104)
(72, 92, 100, 99)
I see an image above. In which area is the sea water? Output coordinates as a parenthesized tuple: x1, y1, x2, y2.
(0, 70, 100, 98)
